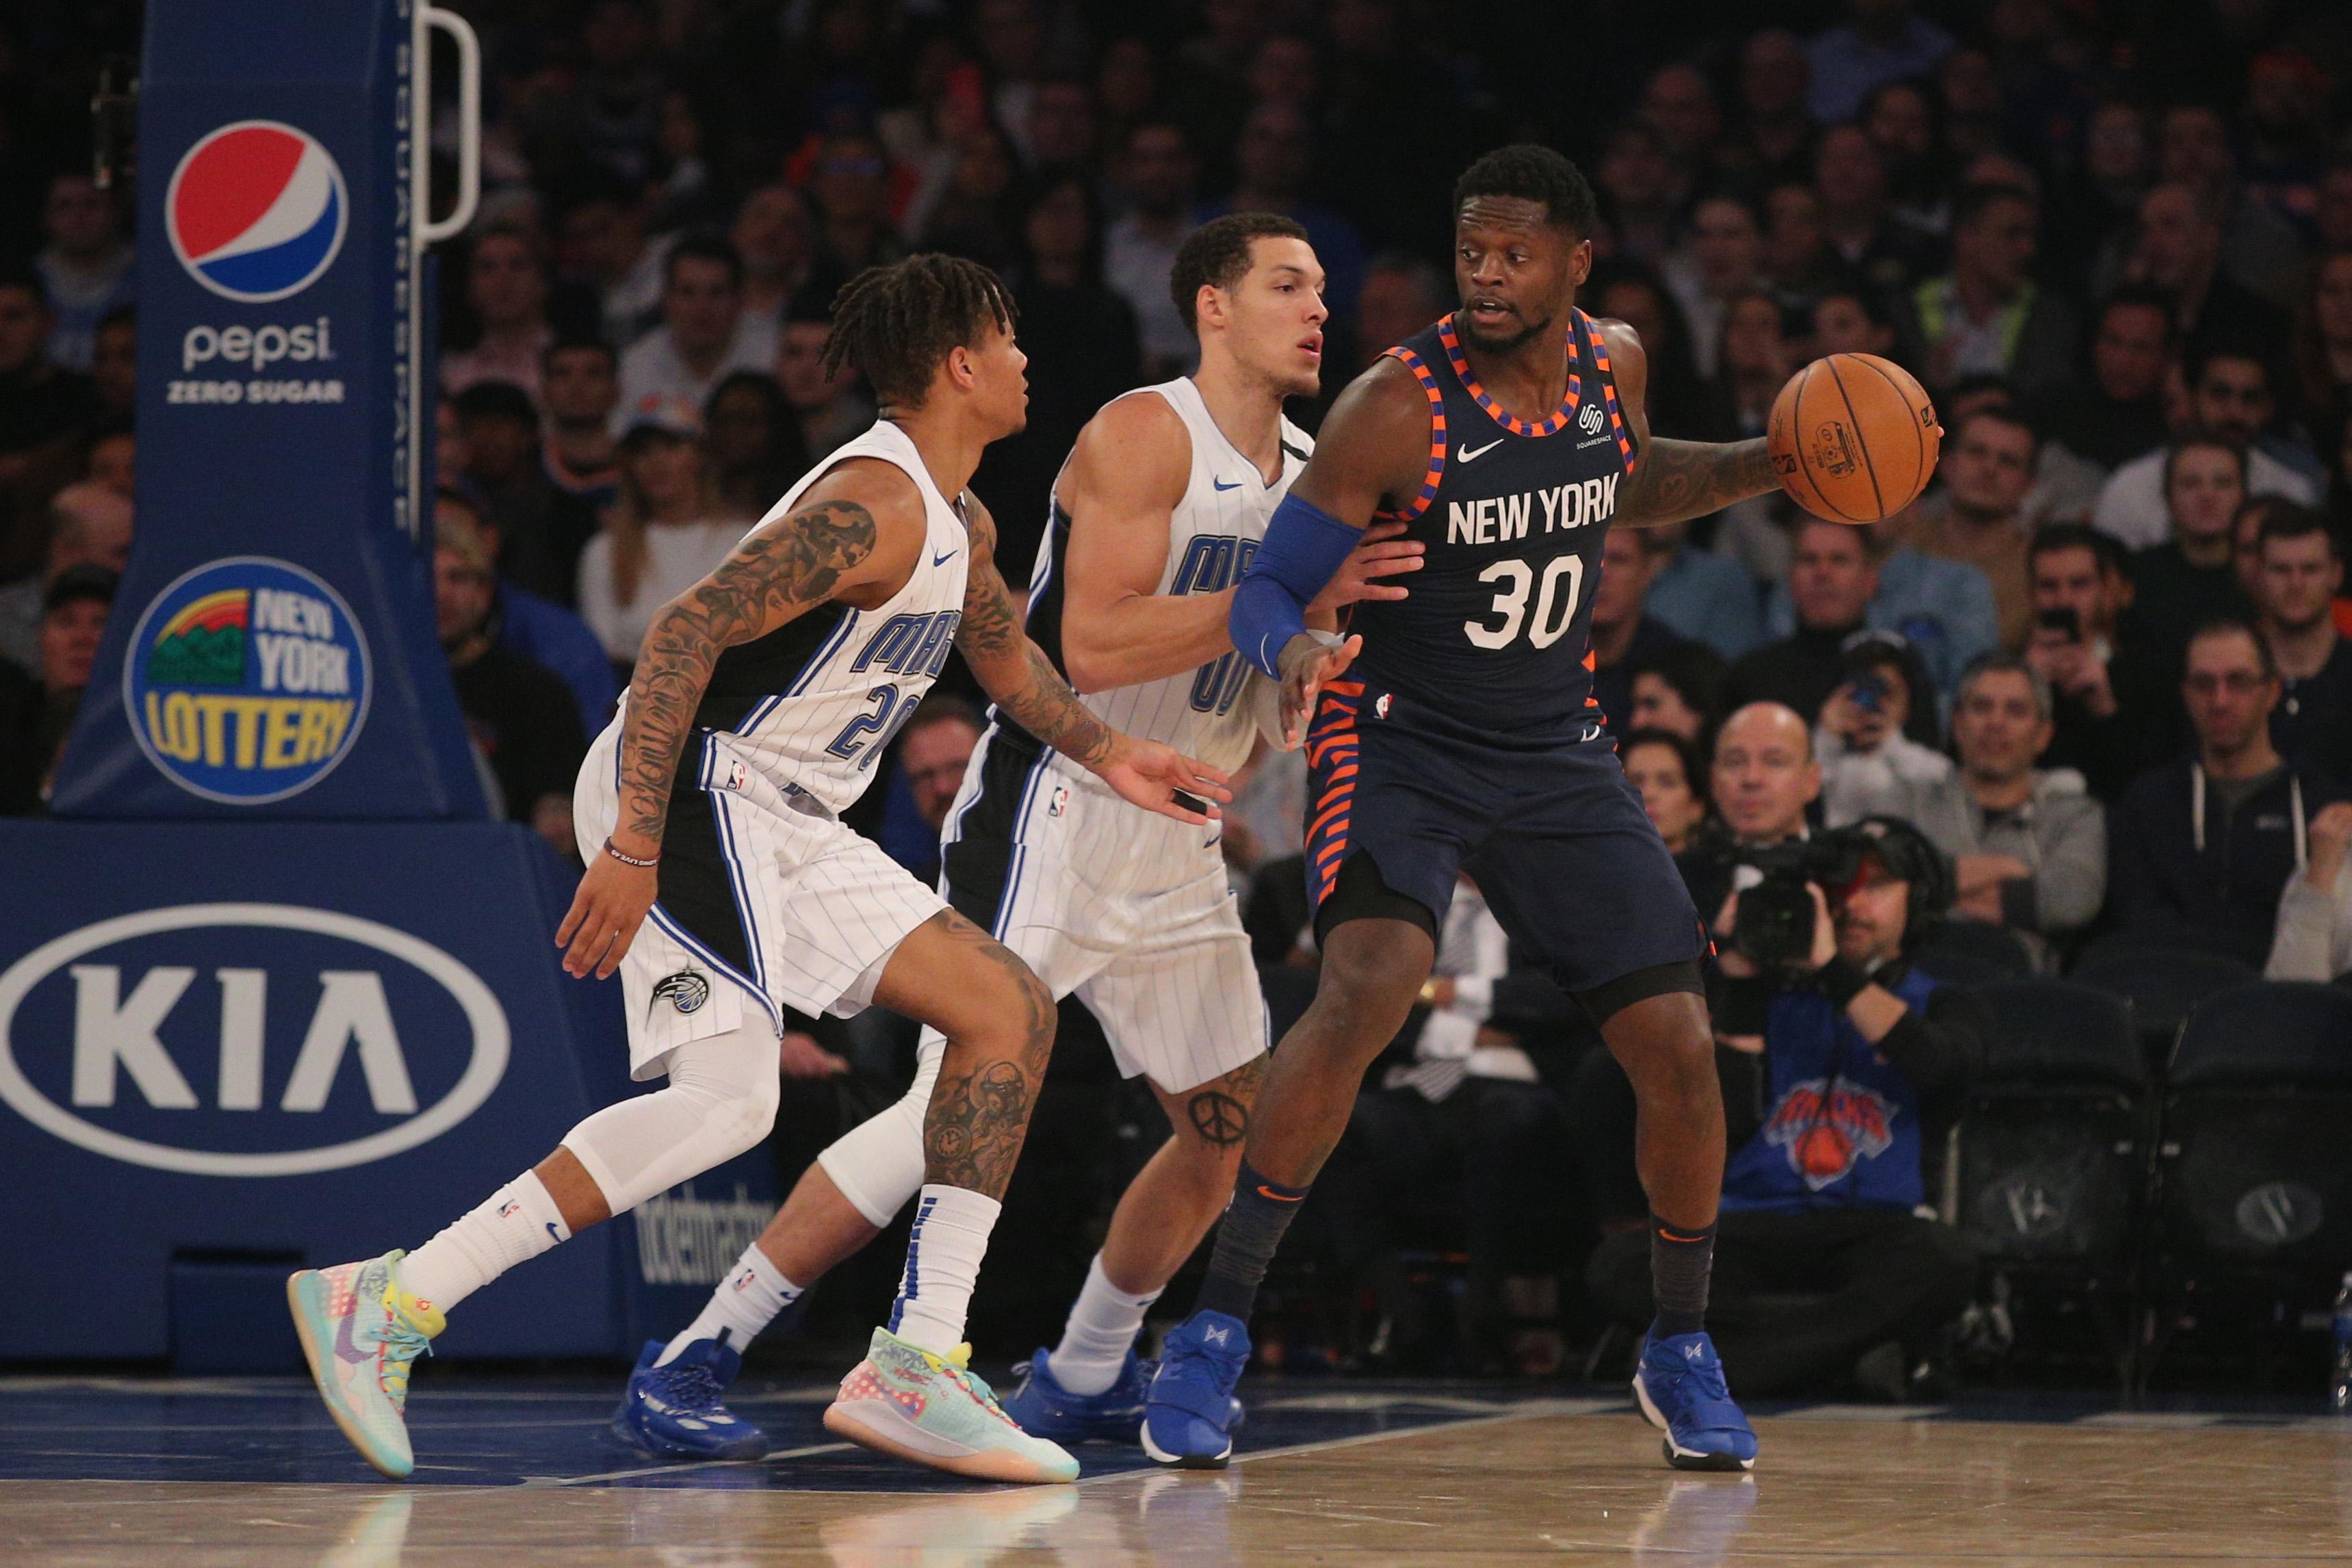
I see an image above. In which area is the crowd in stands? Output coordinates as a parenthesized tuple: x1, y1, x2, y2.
(2, 0, 2351, 1390)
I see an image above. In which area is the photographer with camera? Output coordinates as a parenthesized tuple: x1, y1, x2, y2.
(1587, 816, 1988, 1400)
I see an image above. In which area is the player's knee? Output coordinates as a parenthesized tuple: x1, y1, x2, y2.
(1306, 932, 1428, 1054)
(700, 1066, 781, 1162)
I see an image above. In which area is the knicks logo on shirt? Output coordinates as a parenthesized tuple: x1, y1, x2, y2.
(1761, 1078, 1895, 1190)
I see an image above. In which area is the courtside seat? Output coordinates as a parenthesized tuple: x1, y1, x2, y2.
(2070, 948, 2260, 1065)
(1909, 919, 2034, 988)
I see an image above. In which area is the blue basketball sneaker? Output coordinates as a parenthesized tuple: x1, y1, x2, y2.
(1141, 1311, 1249, 1469)
(1001, 1346, 1149, 1443)
(1632, 1330, 1758, 1472)
(612, 1337, 771, 1461)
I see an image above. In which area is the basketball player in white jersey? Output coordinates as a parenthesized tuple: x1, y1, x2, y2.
(287, 255, 1232, 1487)
(604, 214, 1423, 1465)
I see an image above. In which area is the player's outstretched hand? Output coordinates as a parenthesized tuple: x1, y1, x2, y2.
(1096, 736, 1233, 826)
(556, 846, 658, 980)
(1277, 629, 1361, 748)
(1309, 519, 1423, 613)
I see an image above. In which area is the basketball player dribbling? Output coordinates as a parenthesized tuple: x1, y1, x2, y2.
(1148, 145, 1802, 1473)
(604, 213, 1423, 1467)
(286, 254, 1232, 1485)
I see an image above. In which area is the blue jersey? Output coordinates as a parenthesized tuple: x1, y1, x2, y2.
(1347, 309, 1637, 740)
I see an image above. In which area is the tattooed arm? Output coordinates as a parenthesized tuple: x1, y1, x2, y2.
(1597, 317, 1782, 529)
(954, 490, 1234, 824)
(556, 460, 922, 978)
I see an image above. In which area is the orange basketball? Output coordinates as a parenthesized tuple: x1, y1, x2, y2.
(1767, 353, 1942, 523)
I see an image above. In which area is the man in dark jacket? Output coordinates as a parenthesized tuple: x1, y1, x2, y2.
(1589, 817, 1987, 1399)
(2108, 618, 2347, 964)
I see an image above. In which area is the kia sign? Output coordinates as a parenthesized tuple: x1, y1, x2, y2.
(0, 903, 508, 1177)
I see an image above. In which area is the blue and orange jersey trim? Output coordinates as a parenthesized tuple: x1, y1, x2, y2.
(1371, 345, 1447, 524)
(1581, 309, 1638, 470)
(1438, 311, 1583, 437)
(1303, 680, 1365, 908)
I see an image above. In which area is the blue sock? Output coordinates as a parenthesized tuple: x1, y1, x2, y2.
(1193, 1163, 1310, 1324)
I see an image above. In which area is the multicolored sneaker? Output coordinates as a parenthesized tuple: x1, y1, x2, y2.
(823, 1327, 1079, 1484)
(612, 1337, 771, 1461)
(1140, 1310, 1249, 1469)
(287, 1251, 445, 1480)
(1633, 1329, 1759, 1472)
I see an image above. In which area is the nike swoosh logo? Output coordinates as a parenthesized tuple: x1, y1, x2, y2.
(546, 1221, 561, 1241)
(334, 1308, 369, 1365)
(1213, 478, 1243, 491)
(1257, 1185, 1306, 1202)
(933, 549, 959, 566)
(1456, 439, 1504, 463)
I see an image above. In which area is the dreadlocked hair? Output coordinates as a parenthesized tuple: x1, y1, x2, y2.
(823, 254, 1018, 410)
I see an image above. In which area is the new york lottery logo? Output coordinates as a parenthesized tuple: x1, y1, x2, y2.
(166, 122, 348, 304)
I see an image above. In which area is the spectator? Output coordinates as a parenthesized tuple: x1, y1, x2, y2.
(2291, 247, 2352, 443)
(1590, 266, 1728, 443)
(1807, 0, 1954, 125)
(1204, 102, 1366, 329)
(804, 131, 907, 304)
(2123, 183, 2290, 369)
(615, 235, 775, 423)
(1590, 815, 1986, 1400)
(1814, 124, 1937, 302)
(1905, 654, 2107, 963)
(1744, 517, 1987, 722)
(2033, 287, 2173, 502)
(452, 380, 602, 607)
(1815, 633, 1951, 825)
(442, 225, 556, 400)
(0, 480, 130, 677)
(704, 370, 808, 520)
(775, 296, 875, 463)
(556, 181, 669, 349)
(1588, 528, 1686, 735)
(907, 122, 1024, 272)
(2, 562, 114, 812)
(2266, 800, 2352, 982)
(434, 487, 617, 737)
(1711, 289, 1794, 440)
(88, 304, 134, 419)
(2092, 345, 2319, 548)
(731, 183, 816, 350)
(1024, 75, 1100, 177)
(2047, 101, 2154, 287)
(1355, 254, 1447, 370)
(541, 338, 623, 510)
(1594, 119, 1681, 267)
(1763, 180, 1841, 305)
(877, 697, 985, 885)
(2252, 505, 2352, 783)
(2026, 524, 2176, 802)
(0, 268, 101, 583)
(1642, 62, 1724, 190)
(1623, 727, 1711, 854)
(2107, 619, 2347, 965)
(1664, 194, 1766, 380)
(578, 396, 743, 670)
(1904, 182, 2077, 397)
(432, 502, 591, 850)
(82, 422, 133, 504)
(1811, 283, 1899, 359)
(1726, 30, 1816, 191)
(1644, 518, 1766, 659)
(2156, 104, 2305, 312)
(1896, 404, 2037, 650)
(34, 174, 132, 374)
(1680, 700, 1822, 921)
(1864, 79, 1943, 233)
(1627, 640, 1731, 744)
(1105, 122, 1202, 379)
(2126, 435, 2254, 657)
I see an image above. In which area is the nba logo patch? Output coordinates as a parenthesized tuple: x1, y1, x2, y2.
(497, 1200, 521, 1220)
(1048, 785, 1070, 818)
(726, 760, 749, 792)
(1375, 693, 1393, 720)
(1579, 402, 1605, 434)
(166, 122, 348, 303)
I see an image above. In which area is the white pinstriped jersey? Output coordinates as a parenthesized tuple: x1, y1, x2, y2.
(1020, 376, 1311, 775)
(696, 418, 970, 817)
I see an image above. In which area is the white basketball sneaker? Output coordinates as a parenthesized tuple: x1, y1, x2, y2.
(823, 1326, 1080, 1483)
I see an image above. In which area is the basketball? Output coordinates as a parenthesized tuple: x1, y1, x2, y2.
(1768, 353, 1943, 523)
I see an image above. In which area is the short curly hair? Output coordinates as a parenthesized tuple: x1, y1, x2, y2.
(1452, 144, 1599, 237)
(1170, 211, 1310, 333)
(824, 254, 1018, 408)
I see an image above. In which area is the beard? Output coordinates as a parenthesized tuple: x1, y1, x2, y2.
(1455, 308, 1553, 355)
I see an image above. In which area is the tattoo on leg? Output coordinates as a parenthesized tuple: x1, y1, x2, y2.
(1187, 1090, 1250, 1147)
(920, 911, 1056, 1197)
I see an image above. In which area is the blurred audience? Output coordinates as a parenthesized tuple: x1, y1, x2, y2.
(578, 395, 744, 670)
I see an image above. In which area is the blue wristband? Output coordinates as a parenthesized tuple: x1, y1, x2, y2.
(1230, 493, 1361, 678)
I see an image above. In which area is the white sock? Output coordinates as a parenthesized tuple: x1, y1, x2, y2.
(888, 1184, 1003, 1354)
(1050, 1253, 1161, 1396)
(400, 1172, 571, 1314)
(657, 1244, 801, 1366)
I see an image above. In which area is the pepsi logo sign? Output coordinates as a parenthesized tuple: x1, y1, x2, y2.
(0, 904, 509, 1177)
(166, 122, 349, 304)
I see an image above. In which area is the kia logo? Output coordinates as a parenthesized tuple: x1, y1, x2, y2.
(0, 904, 508, 1177)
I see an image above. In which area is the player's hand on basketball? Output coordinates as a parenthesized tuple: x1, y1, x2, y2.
(1308, 520, 1422, 614)
(1277, 629, 1360, 748)
(556, 839, 658, 980)
(1096, 735, 1232, 826)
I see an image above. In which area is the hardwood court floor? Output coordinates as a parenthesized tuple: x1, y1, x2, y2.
(3, 1378, 2349, 1566)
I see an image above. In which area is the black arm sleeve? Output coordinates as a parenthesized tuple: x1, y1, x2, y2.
(1870, 984, 1990, 1090)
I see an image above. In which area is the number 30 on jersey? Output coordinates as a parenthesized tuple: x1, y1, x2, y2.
(1465, 554, 1583, 650)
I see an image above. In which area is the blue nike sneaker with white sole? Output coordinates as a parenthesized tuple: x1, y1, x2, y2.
(612, 1337, 771, 1461)
(1632, 1329, 1758, 1472)
(1141, 1311, 1249, 1469)
(1003, 1346, 1245, 1445)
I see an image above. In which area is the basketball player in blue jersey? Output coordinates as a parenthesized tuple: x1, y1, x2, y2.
(286, 257, 1229, 1486)
(1147, 147, 1794, 1473)
(601, 215, 1421, 1465)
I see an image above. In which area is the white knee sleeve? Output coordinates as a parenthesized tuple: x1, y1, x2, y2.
(817, 1028, 944, 1226)
(562, 1021, 782, 1216)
